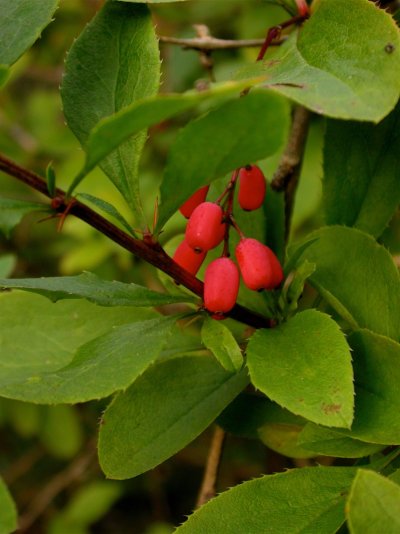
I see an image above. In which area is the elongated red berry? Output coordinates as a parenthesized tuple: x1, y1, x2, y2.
(179, 186, 210, 218)
(294, 0, 309, 17)
(173, 239, 206, 275)
(204, 258, 240, 315)
(238, 165, 266, 211)
(185, 202, 225, 253)
(235, 238, 283, 291)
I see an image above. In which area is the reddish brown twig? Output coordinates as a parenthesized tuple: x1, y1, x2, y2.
(0, 152, 271, 329)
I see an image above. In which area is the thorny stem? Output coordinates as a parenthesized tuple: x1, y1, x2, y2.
(193, 25, 216, 82)
(257, 14, 309, 61)
(219, 169, 240, 257)
(270, 106, 311, 240)
(196, 426, 226, 508)
(158, 35, 285, 52)
(0, 152, 271, 329)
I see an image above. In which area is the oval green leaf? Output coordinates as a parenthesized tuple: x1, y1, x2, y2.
(78, 80, 261, 183)
(324, 103, 400, 238)
(176, 467, 357, 533)
(98, 356, 248, 479)
(298, 423, 383, 459)
(0, 291, 157, 401)
(337, 329, 400, 445)
(0, 271, 196, 306)
(201, 316, 243, 372)
(347, 470, 400, 534)
(0, 315, 178, 404)
(156, 90, 290, 230)
(0, 0, 58, 66)
(238, 0, 400, 122)
(293, 226, 400, 341)
(246, 310, 354, 428)
(61, 1, 160, 221)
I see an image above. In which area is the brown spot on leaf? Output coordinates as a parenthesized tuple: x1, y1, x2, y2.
(322, 403, 342, 415)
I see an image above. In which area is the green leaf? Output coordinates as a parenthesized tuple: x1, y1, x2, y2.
(0, 197, 45, 238)
(324, 103, 400, 237)
(279, 259, 316, 317)
(77, 193, 133, 235)
(0, 65, 9, 88)
(201, 316, 243, 372)
(0, 255, 16, 278)
(98, 356, 248, 479)
(298, 423, 383, 458)
(176, 466, 357, 533)
(46, 162, 56, 197)
(336, 329, 400, 445)
(246, 310, 354, 428)
(0, 291, 157, 400)
(0, 314, 178, 404)
(78, 80, 261, 184)
(156, 90, 290, 230)
(217, 393, 306, 441)
(294, 226, 400, 341)
(237, 0, 400, 122)
(0, 477, 17, 534)
(389, 468, 400, 486)
(0, 271, 196, 306)
(61, 1, 160, 221)
(0, 0, 58, 66)
(116, 0, 189, 3)
(347, 470, 400, 534)
(219, 396, 314, 459)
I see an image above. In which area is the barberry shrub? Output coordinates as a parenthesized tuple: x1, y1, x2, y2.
(1, 0, 400, 532)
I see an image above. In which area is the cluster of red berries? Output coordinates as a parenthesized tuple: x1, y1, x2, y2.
(173, 165, 284, 319)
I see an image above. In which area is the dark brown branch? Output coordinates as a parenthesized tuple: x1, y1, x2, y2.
(196, 426, 226, 508)
(0, 153, 270, 329)
(270, 106, 311, 239)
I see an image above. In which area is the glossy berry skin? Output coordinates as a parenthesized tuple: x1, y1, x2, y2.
(235, 238, 284, 291)
(185, 202, 225, 253)
(173, 239, 206, 275)
(238, 165, 266, 211)
(179, 186, 210, 219)
(204, 258, 240, 315)
(295, 0, 309, 17)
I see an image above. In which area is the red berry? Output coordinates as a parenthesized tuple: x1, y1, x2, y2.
(294, 0, 309, 17)
(235, 238, 284, 291)
(179, 186, 210, 218)
(238, 165, 266, 211)
(173, 239, 206, 275)
(185, 202, 226, 253)
(204, 258, 240, 315)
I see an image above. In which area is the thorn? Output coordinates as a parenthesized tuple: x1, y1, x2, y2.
(56, 198, 77, 232)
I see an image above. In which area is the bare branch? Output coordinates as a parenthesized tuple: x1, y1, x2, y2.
(270, 106, 311, 239)
(196, 426, 226, 508)
(159, 35, 284, 52)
